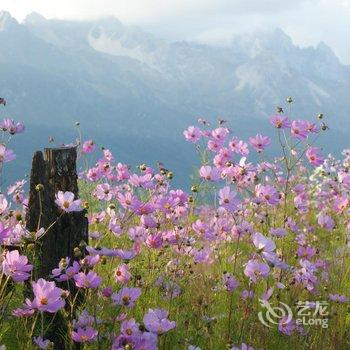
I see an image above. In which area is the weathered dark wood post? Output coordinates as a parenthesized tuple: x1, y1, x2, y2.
(26, 146, 88, 349)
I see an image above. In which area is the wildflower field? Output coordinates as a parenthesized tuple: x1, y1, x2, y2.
(0, 97, 350, 350)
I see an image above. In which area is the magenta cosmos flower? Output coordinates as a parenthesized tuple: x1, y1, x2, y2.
(269, 115, 291, 129)
(74, 271, 101, 289)
(0, 118, 25, 135)
(183, 126, 201, 143)
(112, 287, 141, 308)
(82, 140, 96, 154)
(2, 250, 33, 282)
(306, 146, 324, 166)
(278, 316, 296, 336)
(223, 273, 239, 292)
(199, 166, 220, 182)
(291, 120, 309, 140)
(94, 183, 113, 201)
(218, 186, 240, 211)
(72, 327, 98, 343)
(33, 336, 53, 349)
(252, 232, 276, 253)
(55, 191, 82, 212)
(317, 213, 335, 231)
(0, 222, 11, 243)
(143, 308, 176, 334)
(29, 278, 65, 313)
(255, 184, 280, 205)
(249, 134, 270, 152)
(115, 263, 132, 284)
(0, 194, 9, 215)
(244, 259, 270, 283)
(0, 144, 15, 163)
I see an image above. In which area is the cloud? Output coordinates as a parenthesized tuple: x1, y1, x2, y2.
(1, 0, 350, 63)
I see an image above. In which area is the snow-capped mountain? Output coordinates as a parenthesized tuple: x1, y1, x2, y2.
(0, 10, 349, 186)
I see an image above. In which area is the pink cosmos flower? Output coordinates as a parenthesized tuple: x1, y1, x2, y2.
(199, 166, 220, 182)
(29, 278, 65, 313)
(306, 147, 324, 166)
(101, 287, 113, 298)
(129, 173, 154, 189)
(143, 308, 176, 334)
(333, 196, 349, 213)
(0, 144, 15, 163)
(74, 271, 101, 289)
(86, 167, 102, 182)
(120, 318, 141, 338)
(223, 273, 239, 292)
(244, 260, 270, 283)
(317, 213, 335, 231)
(0, 118, 25, 135)
(146, 233, 163, 249)
(270, 227, 287, 237)
(0, 222, 11, 243)
(72, 327, 98, 343)
(229, 137, 249, 155)
(2, 250, 33, 282)
(278, 316, 296, 336)
(255, 184, 280, 205)
(112, 287, 141, 308)
(0, 194, 9, 215)
(306, 121, 319, 133)
(329, 294, 348, 303)
(291, 120, 309, 140)
(33, 337, 52, 349)
(82, 140, 96, 154)
(211, 127, 229, 142)
(183, 126, 201, 143)
(252, 232, 276, 253)
(207, 139, 223, 152)
(249, 134, 270, 152)
(218, 186, 240, 211)
(52, 261, 81, 282)
(269, 115, 291, 129)
(115, 264, 132, 284)
(55, 191, 82, 212)
(94, 183, 113, 201)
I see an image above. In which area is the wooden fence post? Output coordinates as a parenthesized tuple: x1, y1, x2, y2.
(25, 146, 88, 349)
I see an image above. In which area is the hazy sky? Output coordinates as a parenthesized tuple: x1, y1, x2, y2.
(2, 0, 350, 63)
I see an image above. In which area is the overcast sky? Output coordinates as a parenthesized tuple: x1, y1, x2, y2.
(2, 0, 350, 63)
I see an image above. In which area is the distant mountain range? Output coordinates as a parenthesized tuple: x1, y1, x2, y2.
(0, 10, 349, 188)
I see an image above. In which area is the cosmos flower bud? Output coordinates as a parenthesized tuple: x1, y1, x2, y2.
(27, 243, 35, 251)
(317, 113, 324, 119)
(35, 184, 44, 192)
(108, 203, 116, 209)
(79, 240, 87, 249)
(139, 163, 147, 171)
(83, 201, 89, 209)
(73, 247, 82, 257)
(167, 171, 173, 179)
(75, 122, 80, 126)
(191, 185, 198, 193)
(286, 96, 293, 103)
